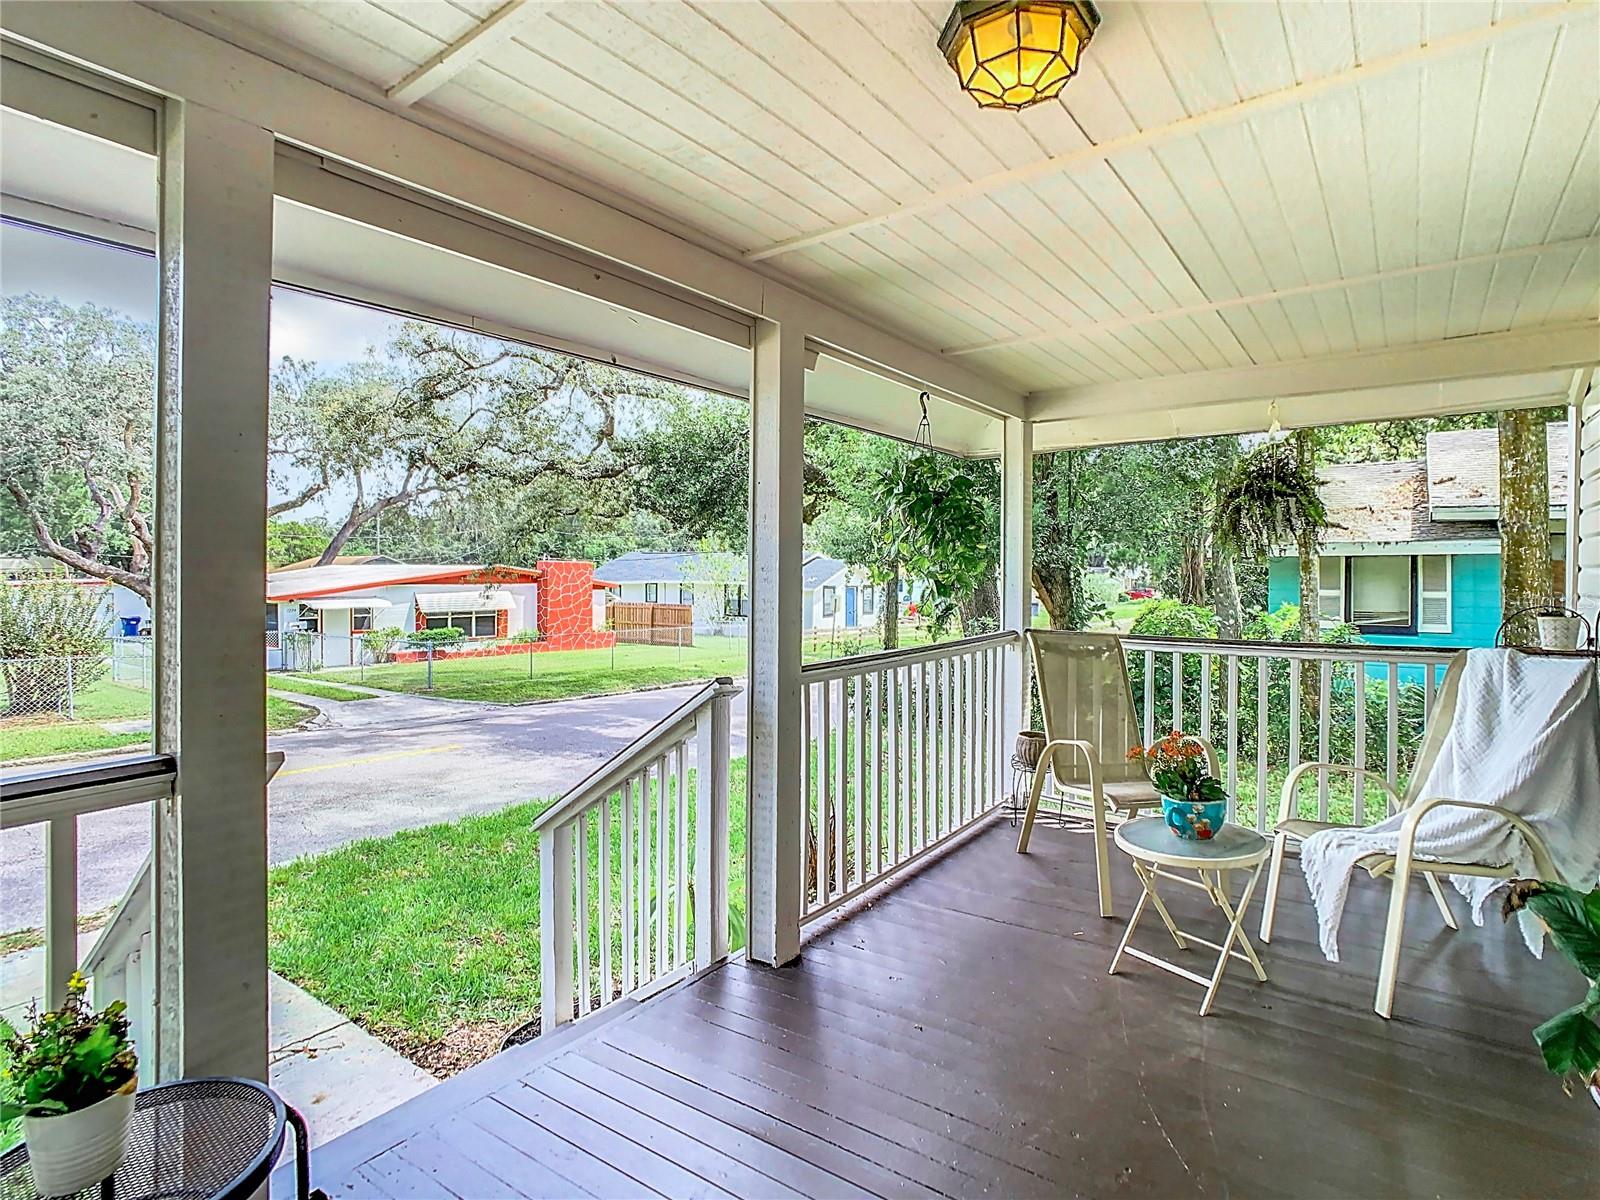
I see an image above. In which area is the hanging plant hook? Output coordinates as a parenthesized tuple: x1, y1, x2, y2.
(914, 391, 934, 452)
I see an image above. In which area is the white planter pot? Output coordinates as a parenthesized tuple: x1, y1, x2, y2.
(1538, 615, 1582, 651)
(24, 1086, 135, 1197)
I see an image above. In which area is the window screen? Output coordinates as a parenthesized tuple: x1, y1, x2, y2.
(1350, 557, 1411, 626)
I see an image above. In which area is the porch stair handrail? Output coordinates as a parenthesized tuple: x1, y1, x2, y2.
(539, 676, 738, 1034)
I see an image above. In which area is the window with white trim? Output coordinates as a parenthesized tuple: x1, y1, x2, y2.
(297, 603, 321, 634)
(1350, 556, 1412, 627)
(643, 582, 658, 603)
(351, 607, 375, 633)
(821, 586, 837, 618)
(423, 610, 498, 637)
(1317, 556, 1345, 623)
(1418, 555, 1452, 634)
(861, 586, 876, 616)
(679, 584, 694, 605)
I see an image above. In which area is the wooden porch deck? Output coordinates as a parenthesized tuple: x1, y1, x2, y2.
(305, 819, 1597, 1199)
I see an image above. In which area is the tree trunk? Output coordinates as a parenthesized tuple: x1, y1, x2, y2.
(1498, 408, 1552, 645)
(1178, 540, 1208, 605)
(1213, 551, 1242, 640)
(1294, 429, 1322, 643)
(1032, 564, 1078, 630)
(880, 563, 899, 650)
(961, 573, 1001, 635)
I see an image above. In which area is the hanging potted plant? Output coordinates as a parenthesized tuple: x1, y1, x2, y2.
(1, 972, 138, 1195)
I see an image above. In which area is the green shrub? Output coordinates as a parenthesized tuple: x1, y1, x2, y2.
(508, 629, 542, 645)
(1129, 600, 1218, 640)
(361, 626, 405, 662)
(407, 627, 466, 647)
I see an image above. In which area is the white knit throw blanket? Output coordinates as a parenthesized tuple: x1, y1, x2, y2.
(1299, 650, 1600, 962)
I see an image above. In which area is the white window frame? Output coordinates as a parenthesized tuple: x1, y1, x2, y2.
(351, 607, 375, 633)
(297, 603, 321, 634)
(821, 586, 837, 618)
(861, 585, 876, 616)
(1418, 555, 1453, 635)
(643, 582, 658, 603)
(1316, 556, 1345, 625)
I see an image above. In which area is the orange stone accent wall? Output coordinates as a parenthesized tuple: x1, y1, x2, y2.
(536, 560, 616, 650)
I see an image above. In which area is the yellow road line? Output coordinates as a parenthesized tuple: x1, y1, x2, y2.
(278, 744, 463, 777)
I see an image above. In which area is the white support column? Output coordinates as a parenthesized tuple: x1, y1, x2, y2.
(153, 101, 275, 1081)
(1001, 416, 1034, 745)
(746, 319, 806, 967)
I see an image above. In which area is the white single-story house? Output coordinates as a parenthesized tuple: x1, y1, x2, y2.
(597, 549, 890, 635)
(595, 550, 749, 634)
(265, 559, 612, 669)
(802, 554, 885, 634)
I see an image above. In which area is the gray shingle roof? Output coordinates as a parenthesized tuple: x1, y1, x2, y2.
(594, 551, 747, 585)
(1319, 460, 1497, 546)
(1425, 422, 1569, 512)
(801, 554, 848, 590)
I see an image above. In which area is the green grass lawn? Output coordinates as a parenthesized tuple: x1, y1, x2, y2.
(267, 760, 749, 1074)
(1, 685, 314, 764)
(268, 676, 375, 703)
(307, 629, 942, 705)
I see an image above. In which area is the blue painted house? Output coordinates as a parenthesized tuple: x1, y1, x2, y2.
(1268, 423, 1569, 651)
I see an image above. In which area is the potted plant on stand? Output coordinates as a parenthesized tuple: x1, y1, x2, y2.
(1, 972, 138, 1194)
(1502, 880, 1600, 1108)
(1129, 732, 1228, 841)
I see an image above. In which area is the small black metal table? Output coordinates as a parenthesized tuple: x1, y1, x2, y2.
(0, 1078, 309, 1200)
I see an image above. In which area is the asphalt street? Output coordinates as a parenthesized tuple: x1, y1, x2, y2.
(1, 683, 748, 933)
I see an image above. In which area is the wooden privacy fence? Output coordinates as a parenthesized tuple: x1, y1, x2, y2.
(611, 601, 694, 646)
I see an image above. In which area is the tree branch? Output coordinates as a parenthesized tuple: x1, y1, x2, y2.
(5, 482, 152, 603)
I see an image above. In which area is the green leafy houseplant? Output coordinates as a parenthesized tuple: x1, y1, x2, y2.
(1502, 880, 1600, 1099)
(0, 973, 137, 1121)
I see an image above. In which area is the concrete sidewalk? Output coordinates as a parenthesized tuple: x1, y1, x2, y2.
(1, 940, 432, 1148)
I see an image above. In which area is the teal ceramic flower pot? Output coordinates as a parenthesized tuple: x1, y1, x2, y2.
(1161, 795, 1227, 841)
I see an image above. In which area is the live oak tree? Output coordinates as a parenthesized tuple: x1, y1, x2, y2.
(0, 296, 157, 602)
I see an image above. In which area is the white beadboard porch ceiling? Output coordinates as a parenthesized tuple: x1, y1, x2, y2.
(148, 0, 1599, 403)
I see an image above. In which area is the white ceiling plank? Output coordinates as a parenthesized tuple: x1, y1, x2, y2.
(676, 1, 960, 199)
(486, 27, 848, 234)
(1351, 0, 1426, 63)
(1546, 243, 1600, 326)
(435, 62, 797, 247)
(1445, 260, 1499, 338)
(1413, 266, 1455, 345)
(1478, 252, 1544, 333)
(1457, 26, 1565, 258)
(1030, 320, 1600, 416)
(1277, 0, 1357, 80)
(1378, 276, 1421, 349)
(743, 2, 1586, 263)
(1129, 1, 1240, 116)
(1417, 48, 1490, 268)
(1503, 28, 1600, 247)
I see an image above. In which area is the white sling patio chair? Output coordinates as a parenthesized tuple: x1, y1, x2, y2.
(1257, 651, 1563, 1018)
(1016, 630, 1218, 919)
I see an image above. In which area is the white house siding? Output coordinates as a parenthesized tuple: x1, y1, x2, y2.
(804, 566, 878, 634)
(1577, 389, 1600, 621)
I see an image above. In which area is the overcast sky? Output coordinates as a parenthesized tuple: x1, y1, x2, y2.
(2, 219, 406, 521)
(0, 220, 400, 369)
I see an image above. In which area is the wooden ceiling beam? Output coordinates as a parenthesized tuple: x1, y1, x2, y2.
(944, 236, 1600, 355)
(1028, 320, 1600, 420)
(386, 0, 531, 107)
(744, 1, 1588, 263)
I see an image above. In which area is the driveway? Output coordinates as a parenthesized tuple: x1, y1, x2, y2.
(1, 683, 747, 933)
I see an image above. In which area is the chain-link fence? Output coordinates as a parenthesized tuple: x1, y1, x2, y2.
(0, 638, 152, 721)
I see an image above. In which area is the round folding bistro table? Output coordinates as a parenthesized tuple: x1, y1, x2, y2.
(0, 1078, 310, 1200)
(1109, 817, 1270, 1016)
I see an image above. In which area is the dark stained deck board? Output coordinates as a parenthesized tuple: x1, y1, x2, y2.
(307, 821, 1600, 1198)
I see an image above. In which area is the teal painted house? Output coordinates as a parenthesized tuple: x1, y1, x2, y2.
(1269, 424, 1569, 652)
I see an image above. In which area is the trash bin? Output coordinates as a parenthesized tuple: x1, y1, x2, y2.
(120, 616, 142, 637)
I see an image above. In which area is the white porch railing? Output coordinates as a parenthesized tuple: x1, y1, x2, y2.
(537, 677, 737, 1032)
(1120, 636, 1459, 831)
(2, 756, 177, 1084)
(800, 630, 1020, 925)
